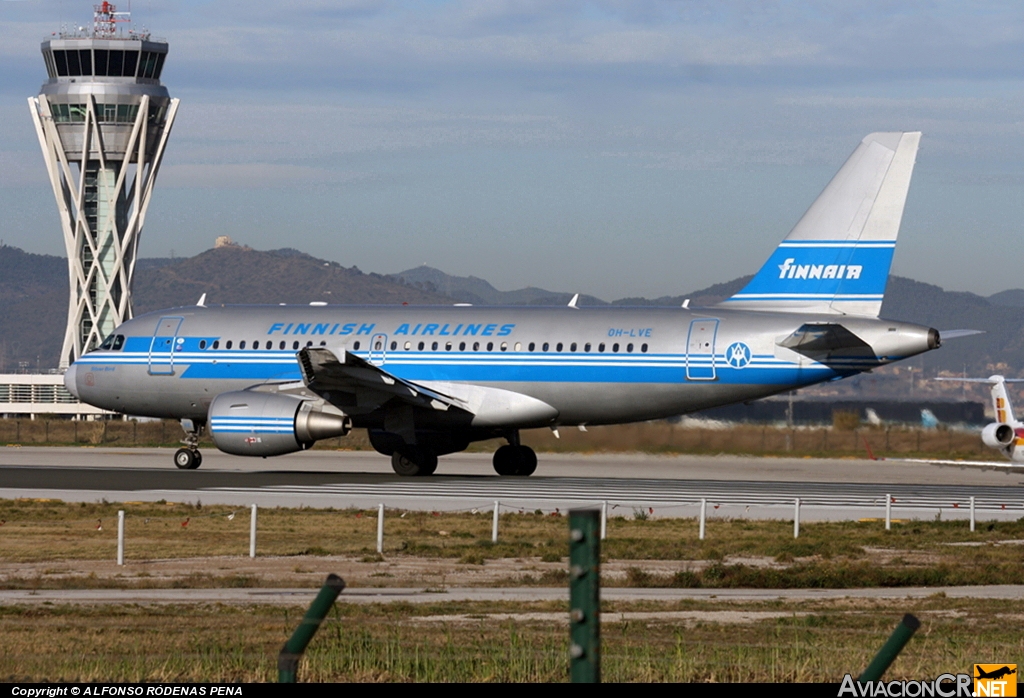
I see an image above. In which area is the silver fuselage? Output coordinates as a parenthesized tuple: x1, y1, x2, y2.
(67, 304, 938, 431)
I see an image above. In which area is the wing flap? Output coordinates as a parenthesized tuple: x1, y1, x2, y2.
(298, 347, 462, 411)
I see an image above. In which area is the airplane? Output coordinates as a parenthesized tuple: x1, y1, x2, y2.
(65, 131, 948, 476)
(905, 375, 1024, 471)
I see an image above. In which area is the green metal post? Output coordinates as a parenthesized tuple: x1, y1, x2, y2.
(569, 509, 600, 683)
(278, 574, 346, 683)
(858, 614, 921, 683)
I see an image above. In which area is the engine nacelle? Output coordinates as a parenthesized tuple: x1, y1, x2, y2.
(209, 391, 352, 457)
(981, 422, 1015, 449)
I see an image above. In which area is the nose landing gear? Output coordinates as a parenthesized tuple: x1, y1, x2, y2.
(174, 418, 205, 470)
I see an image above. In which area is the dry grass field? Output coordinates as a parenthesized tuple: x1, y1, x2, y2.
(2, 500, 1022, 682)
(2, 597, 1021, 682)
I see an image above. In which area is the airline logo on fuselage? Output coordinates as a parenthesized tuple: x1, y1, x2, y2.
(265, 321, 516, 337)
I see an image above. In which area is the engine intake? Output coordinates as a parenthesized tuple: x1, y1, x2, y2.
(981, 422, 1015, 449)
(209, 391, 351, 457)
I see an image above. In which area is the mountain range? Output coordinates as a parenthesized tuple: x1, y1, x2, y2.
(1, 242, 1021, 387)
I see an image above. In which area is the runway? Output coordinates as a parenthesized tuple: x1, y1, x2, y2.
(2, 447, 1023, 520)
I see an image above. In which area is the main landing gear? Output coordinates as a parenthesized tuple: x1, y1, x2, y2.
(492, 431, 537, 476)
(391, 446, 438, 476)
(175, 418, 204, 470)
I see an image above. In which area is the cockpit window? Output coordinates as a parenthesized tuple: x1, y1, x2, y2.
(99, 334, 125, 351)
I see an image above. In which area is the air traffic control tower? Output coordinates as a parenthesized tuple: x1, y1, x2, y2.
(29, 2, 179, 368)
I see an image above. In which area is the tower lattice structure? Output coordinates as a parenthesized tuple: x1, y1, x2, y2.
(29, 2, 179, 368)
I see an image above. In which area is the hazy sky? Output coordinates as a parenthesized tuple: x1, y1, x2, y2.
(3, 1, 1024, 300)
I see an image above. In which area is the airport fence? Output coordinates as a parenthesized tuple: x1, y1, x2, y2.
(0, 417, 986, 457)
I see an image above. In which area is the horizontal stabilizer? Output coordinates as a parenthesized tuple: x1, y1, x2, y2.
(777, 323, 875, 364)
(723, 132, 921, 317)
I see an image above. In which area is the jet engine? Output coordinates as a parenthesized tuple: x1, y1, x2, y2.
(981, 422, 1015, 449)
(209, 391, 352, 457)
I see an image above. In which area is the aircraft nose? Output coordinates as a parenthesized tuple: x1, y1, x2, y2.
(64, 363, 80, 399)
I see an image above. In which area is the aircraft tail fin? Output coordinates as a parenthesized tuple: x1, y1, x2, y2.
(722, 132, 921, 317)
(935, 374, 1024, 426)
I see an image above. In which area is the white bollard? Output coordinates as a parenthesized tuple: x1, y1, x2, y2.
(699, 498, 706, 540)
(885, 494, 891, 531)
(492, 500, 500, 543)
(377, 503, 384, 554)
(116, 511, 124, 564)
(249, 504, 257, 559)
(794, 498, 801, 539)
(970, 496, 976, 532)
(600, 500, 608, 540)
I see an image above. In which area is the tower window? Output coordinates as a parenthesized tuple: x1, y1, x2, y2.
(53, 50, 69, 76)
(93, 49, 108, 75)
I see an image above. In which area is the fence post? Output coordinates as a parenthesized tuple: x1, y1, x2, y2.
(492, 500, 499, 543)
(569, 509, 600, 683)
(699, 498, 706, 540)
(969, 496, 975, 532)
(116, 507, 124, 560)
(885, 494, 891, 531)
(250, 504, 257, 558)
(278, 575, 346, 683)
(794, 498, 801, 538)
(376, 503, 384, 554)
(600, 500, 607, 540)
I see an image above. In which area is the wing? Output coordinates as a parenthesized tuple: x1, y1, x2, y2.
(296, 347, 463, 412)
(894, 458, 1024, 472)
(293, 347, 559, 428)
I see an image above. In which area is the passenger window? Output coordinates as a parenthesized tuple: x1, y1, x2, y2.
(598, 343, 605, 352)
(473, 342, 480, 351)
(320, 341, 326, 346)
(445, 342, 452, 351)
(627, 343, 633, 352)
(391, 341, 397, 350)
(306, 341, 313, 347)
(353, 341, 360, 350)
(212, 340, 219, 350)
(253, 341, 260, 350)
(374, 340, 382, 350)
(514, 342, 521, 351)
(432, 341, 439, 350)
(542, 342, 548, 351)
(612, 343, 619, 352)
(226, 341, 233, 349)
(405, 341, 412, 350)
(529, 343, 535, 352)
(199, 340, 207, 349)
(487, 342, 494, 351)
(418, 341, 425, 350)
(641, 343, 648, 353)
(584, 343, 591, 352)
(293, 341, 299, 350)
(240, 341, 246, 349)
(556, 343, 563, 352)
(570, 342, 577, 352)
(459, 342, 466, 351)
(500, 342, 508, 352)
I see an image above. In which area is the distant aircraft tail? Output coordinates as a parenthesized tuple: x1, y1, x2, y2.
(935, 374, 1023, 426)
(722, 132, 921, 317)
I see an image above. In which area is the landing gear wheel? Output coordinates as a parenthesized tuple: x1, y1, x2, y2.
(493, 445, 537, 476)
(391, 447, 439, 476)
(174, 448, 201, 470)
(515, 445, 537, 476)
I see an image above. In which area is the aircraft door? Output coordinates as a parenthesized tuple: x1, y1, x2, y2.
(148, 316, 184, 375)
(369, 333, 388, 366)
(686, 318, 719, 381)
